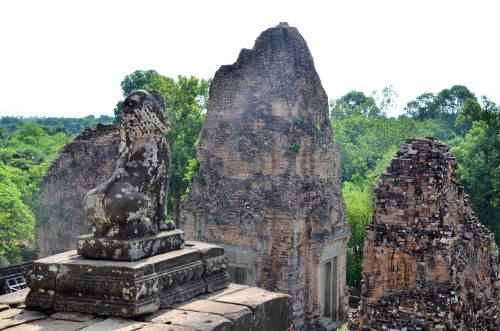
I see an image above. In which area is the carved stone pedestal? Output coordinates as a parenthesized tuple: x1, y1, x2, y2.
(25, 241, 230, 317)
(76, 230, 186, 261)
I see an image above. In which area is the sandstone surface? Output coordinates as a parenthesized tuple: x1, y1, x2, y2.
(354, 138, 500, 330)
(1, 283, 292, 330)
(181, 22, 349, 330)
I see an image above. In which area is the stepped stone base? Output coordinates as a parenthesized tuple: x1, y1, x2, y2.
(76, 229, 185, 261)
(25, 241, 230, 317)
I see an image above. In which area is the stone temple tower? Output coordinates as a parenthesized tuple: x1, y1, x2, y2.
(355, 138, 499, 330)
(181, 23, 349, 329)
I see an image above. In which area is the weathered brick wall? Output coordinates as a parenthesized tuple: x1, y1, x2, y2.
(181, 23, 349, 330)
(354, 138, 499, 330)
(35, 124, 119, 257)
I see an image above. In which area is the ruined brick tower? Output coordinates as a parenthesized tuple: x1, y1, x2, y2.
(355, 138, 499, 330)
(36, 124, 119, 257)
(181, 23, 349, 329)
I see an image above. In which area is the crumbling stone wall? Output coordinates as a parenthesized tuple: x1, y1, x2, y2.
(35, 124, 119, 257)
(355, 138, 500, 330)
(181, 23, 349, 330)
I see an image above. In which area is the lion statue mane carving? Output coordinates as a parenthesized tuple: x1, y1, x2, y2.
(84, 89, 174, 238)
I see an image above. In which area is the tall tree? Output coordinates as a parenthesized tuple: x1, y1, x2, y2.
(0, 121, 67, 264)
(404, 85, 476, 135)
(453, 97, 500, 245)
(0, 163, 35, 265)
(330, 90, 382, 120)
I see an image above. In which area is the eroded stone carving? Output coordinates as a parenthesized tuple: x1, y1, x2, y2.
(84, 89, 174, 238)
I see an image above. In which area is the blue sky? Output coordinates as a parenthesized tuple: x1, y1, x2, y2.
(1, 0, 499, 118)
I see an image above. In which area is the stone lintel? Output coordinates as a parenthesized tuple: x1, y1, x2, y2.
(215, 286, 293, 331)
(76, 229, 186, 261)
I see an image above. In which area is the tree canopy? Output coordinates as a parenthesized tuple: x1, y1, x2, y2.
(0, 121, 69, 265)
(453, 97, 500, 243)
(403, 85, 476, 135)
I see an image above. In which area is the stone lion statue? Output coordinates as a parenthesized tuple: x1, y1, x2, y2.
(84, 89, 174, 238)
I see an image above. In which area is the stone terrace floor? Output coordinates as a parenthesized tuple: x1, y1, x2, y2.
(0, 284, 291, 330)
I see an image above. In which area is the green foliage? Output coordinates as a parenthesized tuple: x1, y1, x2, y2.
(293, 117, 303, 126)
(343, 181, 373, 285)
(0, 121, 69, 264)
(288, 143, 302, 151)
(330, 90, 383, 120)
(453, 97, 500, 245)
(183, 158, 200, 182)
(0, 163, 35, 265)
(331, 113, 438, 183)
(1, 115, 113, 137)
(403, 85, 476, 135)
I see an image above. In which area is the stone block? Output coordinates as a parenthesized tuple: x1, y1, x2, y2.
(202, 272, 231, 293)
(54, 293, 160, 318)
(140, 324, 195, 331)
(46, 253, 161, 317)
(142, 309, 232, 331)
(158, 278, 206, 308)
(0, 308, 47, 329)
(55, 258, 158, 298)
(25, 251, 82, 309)
(184, 242, 230, 293)
(50, 311, 96, 322)
(5, 317, 105, 331)
(174, 299, 252, 331)
(0, 288, 29, 308)
(76, 230, 185, 261)
(77, 317, 148, 330)
(198, 283, 249, 301)
(215, 286, 292, 330)
(25, 242, 231, 318)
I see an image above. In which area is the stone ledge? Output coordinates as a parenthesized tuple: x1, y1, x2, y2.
(0, 284, 293, 331)
(0, 288, 30, 308)
(26, 244, 230, 317)
(76, 230, 186, 261)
